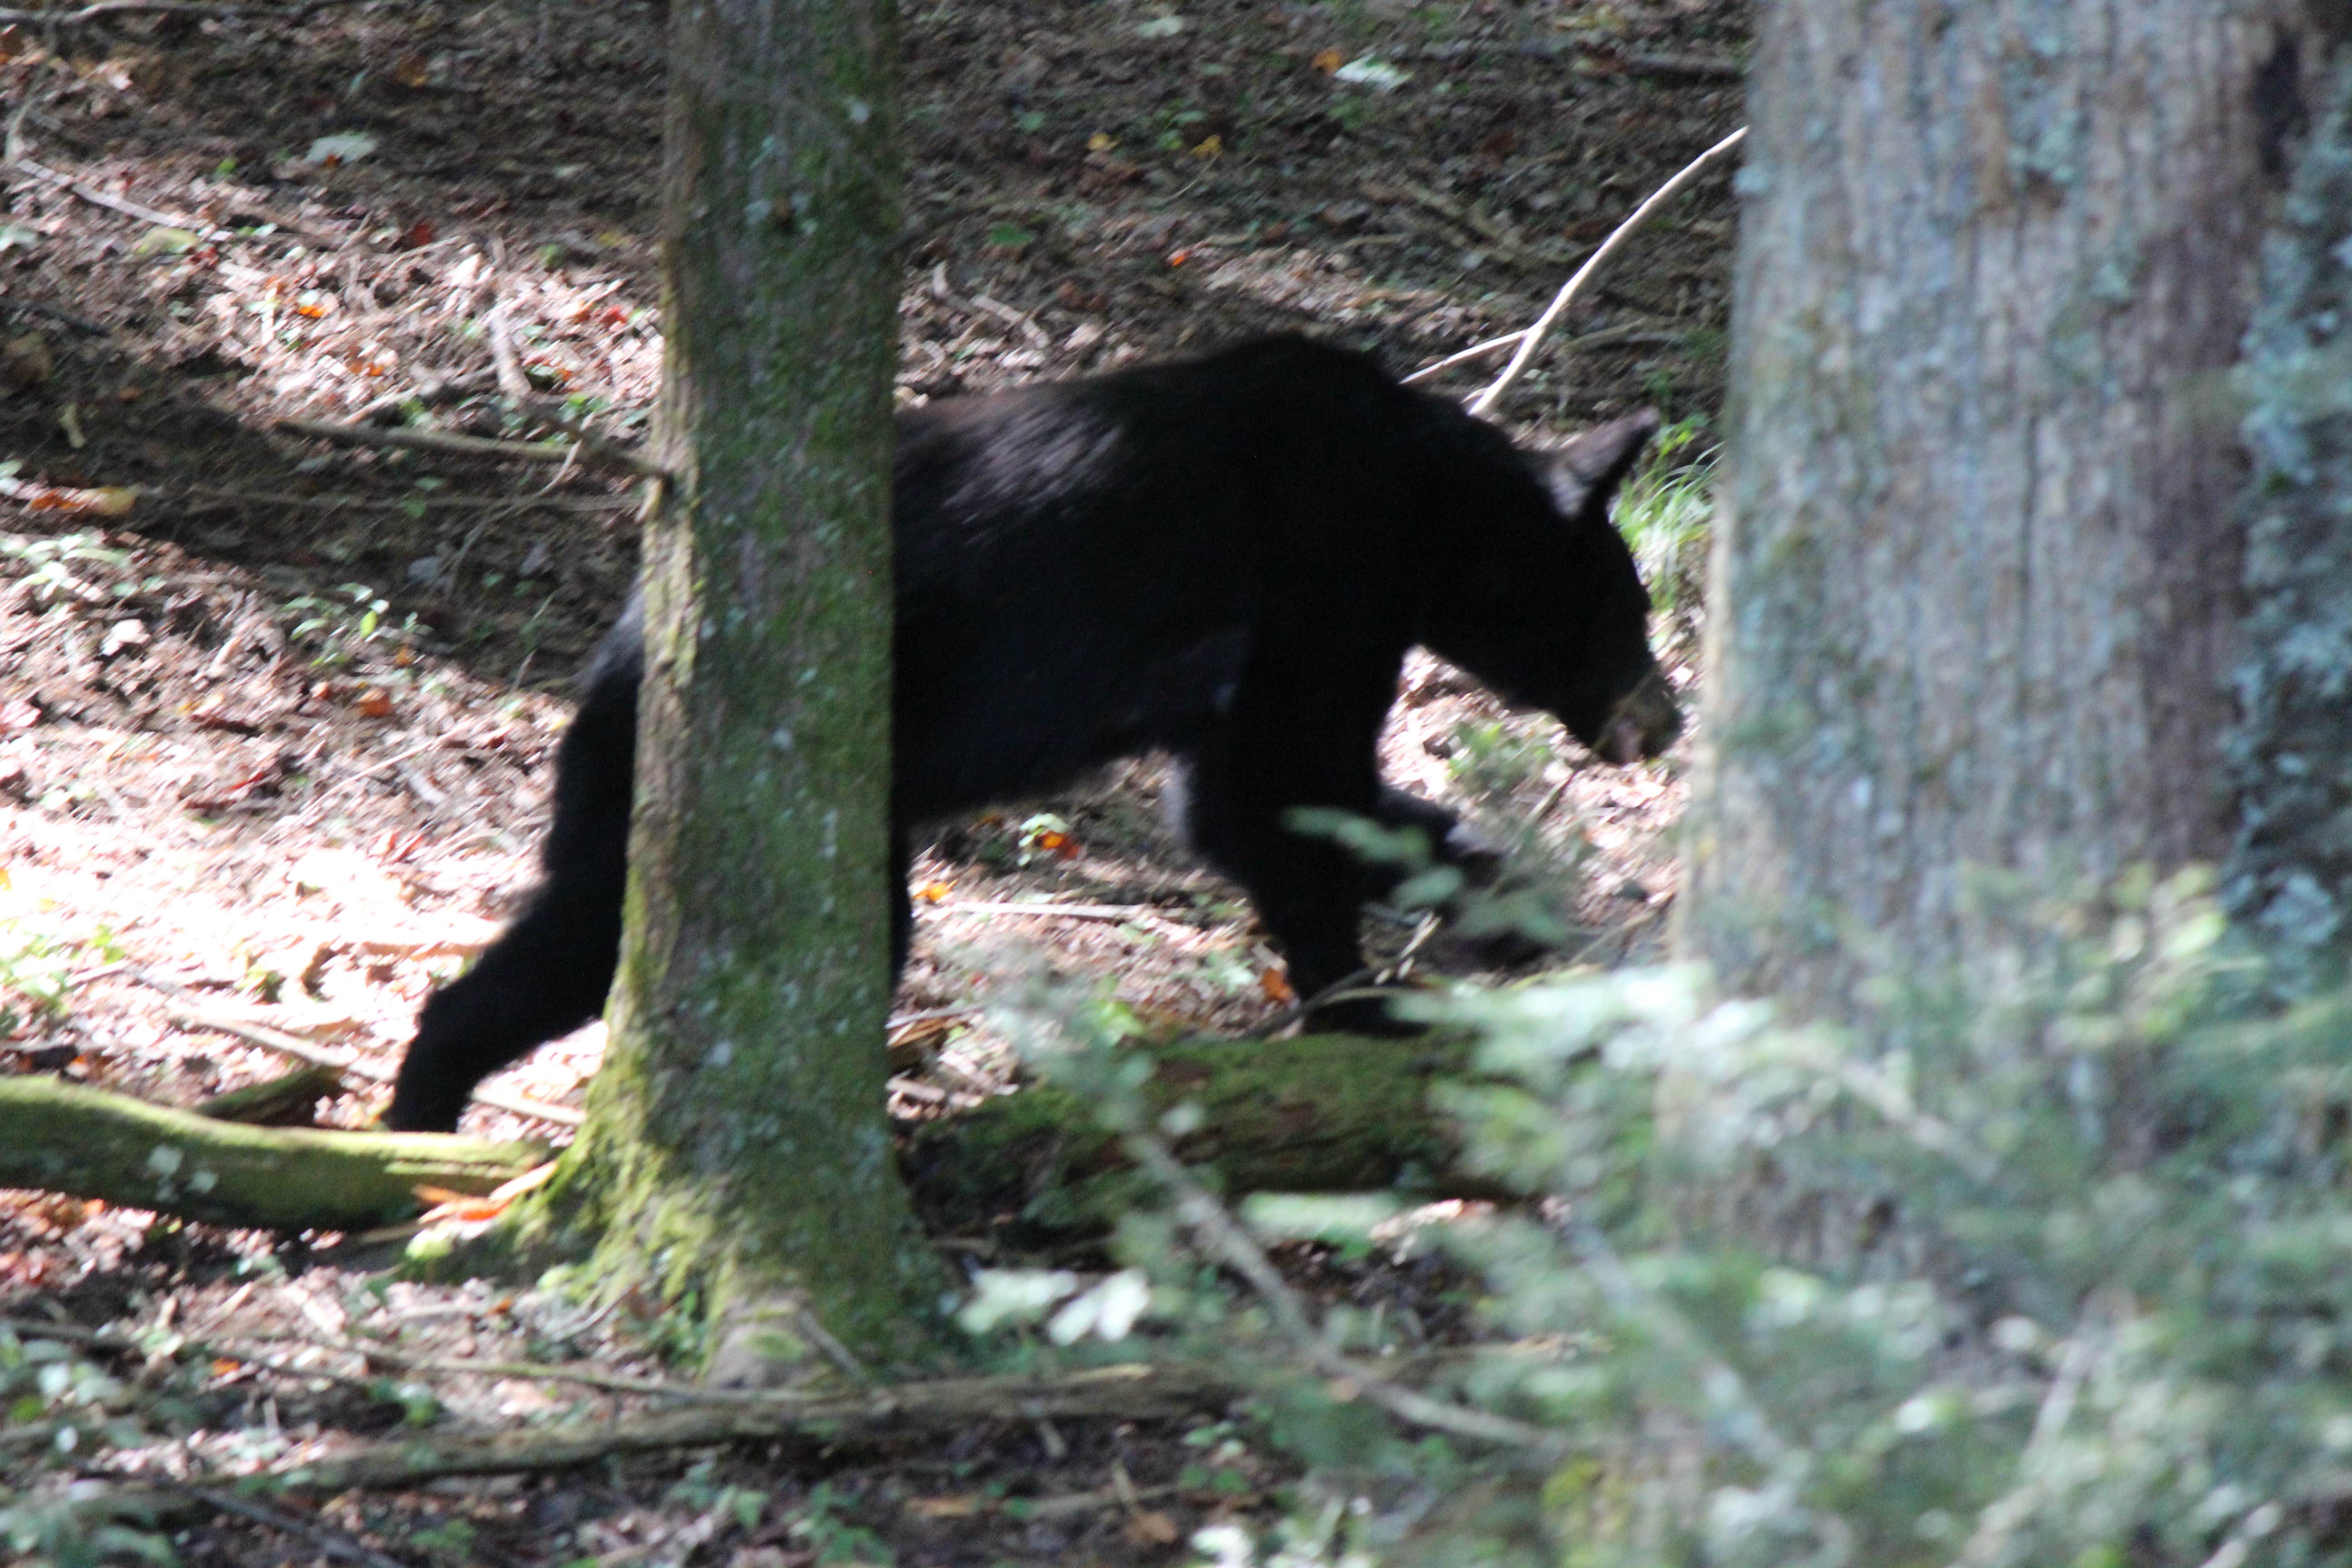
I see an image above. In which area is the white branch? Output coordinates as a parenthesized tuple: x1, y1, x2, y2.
(1465, 126, 1747, 418)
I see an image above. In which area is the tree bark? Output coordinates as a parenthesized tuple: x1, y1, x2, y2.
(1685, 0, 2299, 1006)
(516, 0, 948, 1379)
(0, 1076, 542, 1232)
(2225, 29, 2352, 990)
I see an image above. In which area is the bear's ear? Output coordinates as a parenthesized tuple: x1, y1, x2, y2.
(1545, 408, 1663, 520)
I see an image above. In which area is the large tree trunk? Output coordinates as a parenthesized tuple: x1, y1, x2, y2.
(1685, 0, 2301, 1006)
(518, 0, 947, 1380)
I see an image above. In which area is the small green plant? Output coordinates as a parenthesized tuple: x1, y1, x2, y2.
(406, 1515, 477, 1562)
(0, 921, 123, 1038)
(0, 530, 133, 606)
(1446, 719, 1553, 800)
(0, 1327, 172, 1568)
(788, 1483, 892, 1567)
(666, 1457, 769, 1530)
(1612, 414, 1716, 625)
(279, 581, 417, 666)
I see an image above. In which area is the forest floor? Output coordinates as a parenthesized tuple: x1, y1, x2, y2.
(0, 0, 1743, 1561)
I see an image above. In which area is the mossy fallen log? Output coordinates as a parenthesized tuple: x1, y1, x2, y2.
(900, 1030, 1489, 1233)
(0, 1031, 1480, 1237)
(0, 1074, 545, 1230)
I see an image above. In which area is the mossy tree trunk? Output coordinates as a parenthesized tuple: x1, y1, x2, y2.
(1685, 0, 2306, 1007)
(521, 0, 948, 1379)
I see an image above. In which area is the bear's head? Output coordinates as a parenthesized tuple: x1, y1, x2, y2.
(1418, 406, 1682, 765)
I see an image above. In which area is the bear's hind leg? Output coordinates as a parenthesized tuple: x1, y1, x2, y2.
(386, 638, 637, 1132)
(385, 879, 622, 1131)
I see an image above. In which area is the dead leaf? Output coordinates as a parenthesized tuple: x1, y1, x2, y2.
(1311, 47, 1345, 72)
(355, 689, 395, 718)
(0, 696, 39, 733)
(299, 132, 378, 167)
(129, 226, 202, 260)
(14, 483, 136, 517)
(888, 1015, 957, 1068)
(1259, 966, 1296, 1004)
(189, 696, 264, 735)
(414, 1188, 509, 1223)
(1125, 1511, 1181, 1546)
(0, 331, 47, 390)
(906, 1496, 986, 1519)
(0, 333, 50, 389)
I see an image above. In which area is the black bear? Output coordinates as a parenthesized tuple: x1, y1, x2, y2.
(385, 335, 1678, 1132)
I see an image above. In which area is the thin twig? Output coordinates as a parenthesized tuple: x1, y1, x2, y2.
(1402, 324, 1685, 387)
(1128, 1132, 1565, 1452)
(7, 155, 230, 242)
(485, 298, 534, 404)
(1467, 126, 1746, 417)
(0, 0, 373, 21)
(211, 1328, 751, 1403)
(184, 484, 632, 514)
(1396, 39, 1744, 82)
(352, 366, 497, 425)
(927, 900, 1181, 924)
(1947, 1302, 2110, 1568)
(968, 292, 1053, 352)
(274, 416, 671, 481)
(1363, 179, 1567, 269)
(1563, 1217, 1794, 1468)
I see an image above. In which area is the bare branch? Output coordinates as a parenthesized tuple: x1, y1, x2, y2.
(1467, 127, 1747, 417)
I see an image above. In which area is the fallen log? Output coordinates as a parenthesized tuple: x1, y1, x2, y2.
(0, 1074, 545, 1230)
(0, 1030, 1481, 1235)
(901, 1029, 1489, 1232)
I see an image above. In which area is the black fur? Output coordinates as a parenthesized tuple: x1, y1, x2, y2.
(386, 336, 1675, 1132)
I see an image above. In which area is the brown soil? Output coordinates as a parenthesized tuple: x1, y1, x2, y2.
(0, 0, 1741, 1560)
